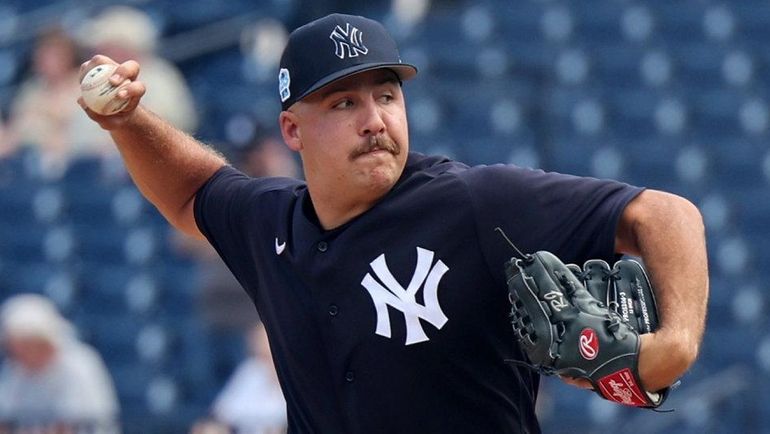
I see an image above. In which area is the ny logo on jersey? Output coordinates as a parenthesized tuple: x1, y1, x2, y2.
(361, 247, 449, 345)
(329, 23, 369, 59)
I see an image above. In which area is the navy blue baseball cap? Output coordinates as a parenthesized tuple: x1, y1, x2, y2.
(278, 13, 418, 110)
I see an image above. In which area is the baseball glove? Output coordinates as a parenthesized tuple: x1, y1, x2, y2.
(505, 250, 668, 408)
(573, 258, 660, 336)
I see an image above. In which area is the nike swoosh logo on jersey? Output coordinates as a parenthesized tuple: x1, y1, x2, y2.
(275, 238, 286, 255)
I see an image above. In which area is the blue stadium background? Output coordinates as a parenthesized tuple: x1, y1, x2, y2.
(0, 0, 767, 432)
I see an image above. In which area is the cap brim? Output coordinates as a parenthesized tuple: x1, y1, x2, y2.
(294, 62, 418, 105)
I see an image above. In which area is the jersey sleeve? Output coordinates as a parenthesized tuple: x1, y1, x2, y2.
(460, 164, 643, 278)
(194, 165, 300, 269)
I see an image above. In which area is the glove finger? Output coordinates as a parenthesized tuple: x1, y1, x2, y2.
(523, 252, 580, 317)
(581, 259, 612, 305)
(611, 259, 660, 334)
(566, 263, 582, 278)
(527, 252, 612, 320)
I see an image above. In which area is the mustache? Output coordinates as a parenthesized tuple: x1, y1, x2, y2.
(349, 135, 400, 161)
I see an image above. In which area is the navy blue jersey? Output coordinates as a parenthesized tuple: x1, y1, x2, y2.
(194, 152, 643, 434)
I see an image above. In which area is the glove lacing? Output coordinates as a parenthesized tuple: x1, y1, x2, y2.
(503, 357, 559, 376)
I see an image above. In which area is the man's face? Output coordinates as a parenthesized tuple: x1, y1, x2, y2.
(281, 68, 410, 204)
(4, 335, 56, 373)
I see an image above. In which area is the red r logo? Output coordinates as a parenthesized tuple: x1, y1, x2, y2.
(579, 328, 599, 360)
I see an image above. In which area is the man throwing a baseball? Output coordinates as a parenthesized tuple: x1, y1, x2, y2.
(79, 13, 708, 434)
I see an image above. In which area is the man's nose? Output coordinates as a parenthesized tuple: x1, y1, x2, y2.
(359, 99, 386, 136)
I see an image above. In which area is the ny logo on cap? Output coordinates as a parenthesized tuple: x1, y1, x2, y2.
(330, 23, 369, 59)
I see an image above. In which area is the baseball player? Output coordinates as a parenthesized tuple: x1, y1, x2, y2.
(78, 13, 708, 434)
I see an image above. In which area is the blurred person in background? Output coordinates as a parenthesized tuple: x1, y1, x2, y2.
(70, 5, 198, 152)
(191, 322, 287, 434)
(385, 0, 431, 36)
(2, 26, 84, 177)
(173, 131, 299, 383)
(241, 18, 289, 85)
(189, 419, 231, 434)
(236, 131, 301, 180)
(0, 109, 5, 145)
(0, 294, 119, 432)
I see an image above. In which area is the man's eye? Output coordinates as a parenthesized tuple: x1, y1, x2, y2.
(333, 99, 353, 109)
(379, 94, 394, 102)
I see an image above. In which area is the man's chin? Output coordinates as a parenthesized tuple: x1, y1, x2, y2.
(353, 159, 400, 191)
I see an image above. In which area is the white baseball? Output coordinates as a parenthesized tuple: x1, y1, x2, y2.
(80, 64, 131, 116)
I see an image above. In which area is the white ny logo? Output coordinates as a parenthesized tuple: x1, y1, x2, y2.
(329, 23, 369, 59)
(361, 247, 449, 345)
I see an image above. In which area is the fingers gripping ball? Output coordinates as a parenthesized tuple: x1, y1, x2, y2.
(80, 64, 131, 115)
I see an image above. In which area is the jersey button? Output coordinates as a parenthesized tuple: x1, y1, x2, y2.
(345, 371, 355, 382)
(328, 304, 338, 316)
(317, 241, 328, 252)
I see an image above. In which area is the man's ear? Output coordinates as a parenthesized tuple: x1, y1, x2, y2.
(279, 111, 303, 152)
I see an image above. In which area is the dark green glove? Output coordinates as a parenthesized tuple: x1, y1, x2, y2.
(506, 251, 668, 408)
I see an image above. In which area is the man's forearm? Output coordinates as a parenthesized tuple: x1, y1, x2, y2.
(617, 190, 709, 391)
(109, 105, 226, 236)
(637, 193, 708, 350)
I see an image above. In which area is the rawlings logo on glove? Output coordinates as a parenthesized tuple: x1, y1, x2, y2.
(579, 328, 599, 360)
(504, 250, 670, 408)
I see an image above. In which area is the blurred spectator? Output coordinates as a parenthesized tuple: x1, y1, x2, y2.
(2, 26, 84, 177)
(71, 5, 198, 149)
(0, 109, 5, 146)
(192, 322, 287, 434)
(173, 132, 299, 382)
(235, 133, 301, 179)
(386, 0, 431, 36)
(173, 229, 258, 383)
(240, 18, 288, 84)
(0, 294, 119, 432)
(189, 419, 230, 434)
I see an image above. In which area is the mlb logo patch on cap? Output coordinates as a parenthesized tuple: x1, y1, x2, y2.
(279, 68, 291, 102)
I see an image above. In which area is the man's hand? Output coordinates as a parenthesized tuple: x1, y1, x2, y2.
(77, 55, 146, 130)
(562, 335, 675, 392)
